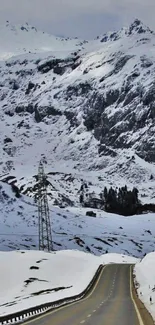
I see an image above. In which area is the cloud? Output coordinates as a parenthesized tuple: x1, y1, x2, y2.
(0, 0, 155, 38)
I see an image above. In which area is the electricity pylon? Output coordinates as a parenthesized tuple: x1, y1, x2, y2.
(37, 160, 53, 252)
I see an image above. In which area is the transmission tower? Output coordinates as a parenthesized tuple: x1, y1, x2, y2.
(37, 160, 53, 252)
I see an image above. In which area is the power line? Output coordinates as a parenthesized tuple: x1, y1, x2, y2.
(0, 233, 38, 237)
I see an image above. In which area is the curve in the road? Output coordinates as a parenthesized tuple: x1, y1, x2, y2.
(24, 264, 154, 325)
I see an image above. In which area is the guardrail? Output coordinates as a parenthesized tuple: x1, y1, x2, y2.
(0, 264, 103, 325)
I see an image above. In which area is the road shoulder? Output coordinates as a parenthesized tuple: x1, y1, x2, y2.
(131, 266, 154, 325)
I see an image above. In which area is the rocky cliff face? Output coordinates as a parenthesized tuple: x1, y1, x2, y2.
(0, 19, 155, 204)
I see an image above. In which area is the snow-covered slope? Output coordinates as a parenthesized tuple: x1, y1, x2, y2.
(0, 19, 155, 205)
(134, 252, 155, 321)
(0, 249, 138, 316)
(0, 182, 155, 257)
(0, 21, 88, 60)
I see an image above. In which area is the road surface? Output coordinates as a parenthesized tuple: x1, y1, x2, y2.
(26, 264, 153, 325)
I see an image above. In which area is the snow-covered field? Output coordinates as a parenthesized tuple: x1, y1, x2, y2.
(0, 182, 155, 257)
(0, 249, 138, 316)
(134, 252, 155, 321)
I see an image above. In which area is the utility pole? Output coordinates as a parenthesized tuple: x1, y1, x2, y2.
(37, 160, 53, 252)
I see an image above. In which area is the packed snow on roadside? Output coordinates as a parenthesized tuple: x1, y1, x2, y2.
(101, 253, 138, 264)
(134, 252, 155, 321)
(0, 249, 138, 316)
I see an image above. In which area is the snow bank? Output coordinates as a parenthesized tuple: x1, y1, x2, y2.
(101, 253, 138, 264)
(134, 252, 155, 320)
(0, 250, 99, 316)
(0, 250, 138, 316)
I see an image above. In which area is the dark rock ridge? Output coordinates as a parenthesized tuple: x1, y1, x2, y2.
(99, 19, 154, 43)
(83, 78, 155, 162)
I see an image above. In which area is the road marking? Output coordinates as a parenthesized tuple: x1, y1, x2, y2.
(130, 266, 145, 325)
(87, 314, 91, 317)
(80, 321, 85, 324)
(93, 310, 96, 312)
(23, 266, 107, 325)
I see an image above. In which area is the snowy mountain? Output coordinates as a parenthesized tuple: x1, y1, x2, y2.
(1, 20, 155, 322)
(0, 19, 155, 206)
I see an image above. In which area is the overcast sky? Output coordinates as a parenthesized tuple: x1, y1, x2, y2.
(0, 0, 155, 38)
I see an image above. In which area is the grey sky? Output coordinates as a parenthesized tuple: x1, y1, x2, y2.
(0, 0, 155, 38)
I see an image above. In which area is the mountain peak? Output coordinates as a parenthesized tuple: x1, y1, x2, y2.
(128, 18, 153, 35)
(98, 18, 154, 44)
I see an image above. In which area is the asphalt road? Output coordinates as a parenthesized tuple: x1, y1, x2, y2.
(26, 264, 152, 325)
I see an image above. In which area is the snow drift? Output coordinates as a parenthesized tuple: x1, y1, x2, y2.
(134, 252, 155, 321)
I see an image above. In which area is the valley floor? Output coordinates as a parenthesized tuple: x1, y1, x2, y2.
(1, 181, 155, 257)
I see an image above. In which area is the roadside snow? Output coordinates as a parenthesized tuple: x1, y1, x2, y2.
(0, 250, 138, 316)
(134, 252, 155, 321)
(101, 253, 138, 264)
